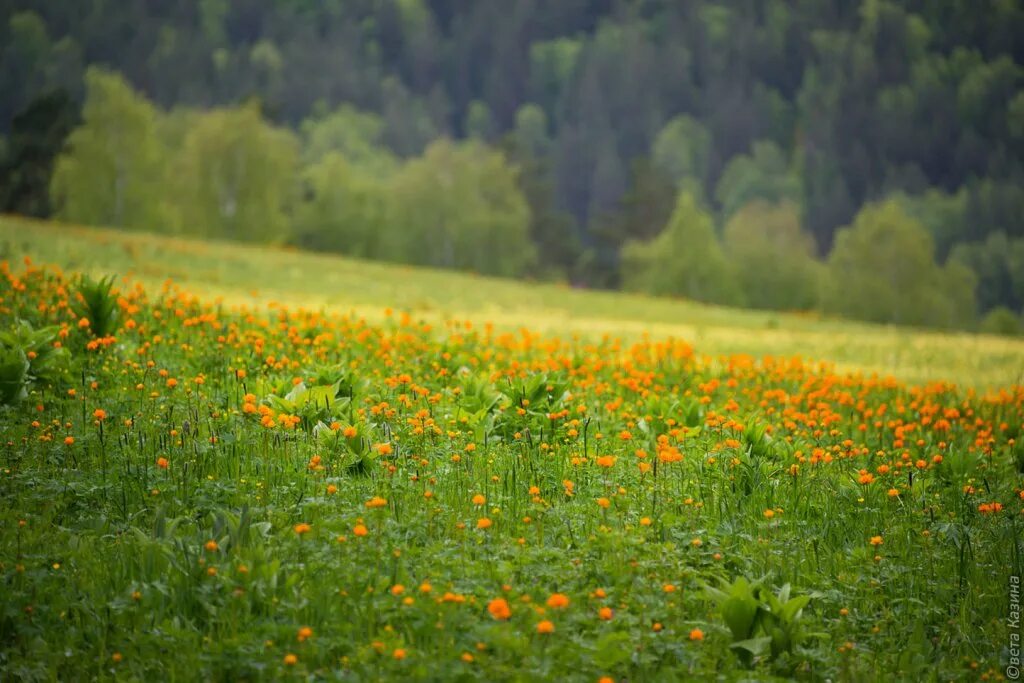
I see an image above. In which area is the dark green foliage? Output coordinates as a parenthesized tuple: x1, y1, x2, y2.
(2, 0, 1023, 327)
(0, 320, 67, 404)
(950, 232, 1024, 314)
(0, 345, 29, 405)
(499, 130, 582, 281)
(705, 576, 821, 672)
(72, 274, 118, 337)
(0, 89, 78, 217)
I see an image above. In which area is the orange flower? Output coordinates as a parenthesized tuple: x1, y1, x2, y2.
(293, 523, 312, 535)
(598, 607, 613, 620)
(546, 593, 570, 609)
(596, 455, 616, 468)
(472, 494, 486, 505)
(393, 648, 406, 660)
(536, 619, 555, 634)
(63, 436, 75, 446)
(283, 653, 298, 665)
(689, 628, 704, 641)
(353, 523, 368, 537)
(92, 409, 107, 421)
(296, 626, 313, 642)
(487, 597, 512, 620)
(597, 497, 611, 509)
(869, 535, 883, 546)
(476, 517, 492, 530)
(365, 496, 388, 508)
(204, 539, 218, 552)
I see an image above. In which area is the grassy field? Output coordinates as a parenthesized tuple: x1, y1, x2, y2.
(0, 217, 1022, 681)
(3, 214, 1024, 388)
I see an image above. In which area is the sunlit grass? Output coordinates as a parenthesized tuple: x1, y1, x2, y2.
(5, 214, 1022, 387)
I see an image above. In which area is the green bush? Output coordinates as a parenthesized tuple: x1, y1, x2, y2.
(823, 200, 977, 328)
(722, 200, 821, 311)
(72, 274, 119, 337)
(621, 191, 743, 306)
(979, 306, 1022, 336)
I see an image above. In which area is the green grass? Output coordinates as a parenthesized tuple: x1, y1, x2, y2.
(0, 227, 1021, 681)
(4, 214, 1024, 388)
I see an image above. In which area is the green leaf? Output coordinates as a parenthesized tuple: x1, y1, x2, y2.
(0, 346, 29, 405)
(721, 595, 759, 640)
(729, 636, 772, 657)
(780, 595, 811, 623)
(592, 631, 632, 668)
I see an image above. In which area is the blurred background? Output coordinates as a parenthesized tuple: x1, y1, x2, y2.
(0, 1, 1022, 333)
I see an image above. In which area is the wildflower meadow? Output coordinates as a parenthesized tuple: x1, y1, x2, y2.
(1, 253, 1022, 681)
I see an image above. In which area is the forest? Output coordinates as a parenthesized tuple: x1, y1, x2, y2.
(1, 0, 1022, 332)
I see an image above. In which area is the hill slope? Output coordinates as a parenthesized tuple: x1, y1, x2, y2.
(4, 214, 1022, 387)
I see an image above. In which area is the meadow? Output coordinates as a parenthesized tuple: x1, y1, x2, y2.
(3, 215, 1024, 389)
(1, 217, 1022, 681)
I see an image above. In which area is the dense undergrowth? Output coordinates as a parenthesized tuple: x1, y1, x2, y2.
(0, 259, 1021, 681)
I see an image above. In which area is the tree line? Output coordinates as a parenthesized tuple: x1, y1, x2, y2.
(0, 1, 1022, 333)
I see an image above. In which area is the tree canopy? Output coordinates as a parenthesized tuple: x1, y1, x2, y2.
(1, 0, 1022, 331)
